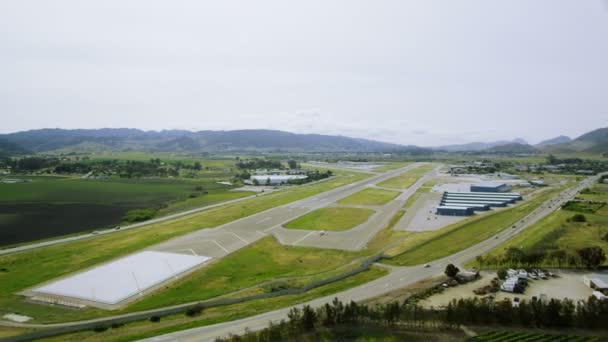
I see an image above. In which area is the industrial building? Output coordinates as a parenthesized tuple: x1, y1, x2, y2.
(470, 182, 511, 193)
(436, 206, 474, 216)
(436, 190, 522, 216)
(248, 174, 308, 185)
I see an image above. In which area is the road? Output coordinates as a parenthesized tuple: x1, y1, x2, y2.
(143, 174, 599, 342)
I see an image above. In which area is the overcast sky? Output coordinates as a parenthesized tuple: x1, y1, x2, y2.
(1, 1, 607, 146)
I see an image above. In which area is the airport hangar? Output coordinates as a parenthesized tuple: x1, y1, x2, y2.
(436, 190, 522, 216)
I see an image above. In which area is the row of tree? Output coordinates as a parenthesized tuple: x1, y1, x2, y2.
(236, 159, 284, 170)
(214, 296, 608, 342)
(476, 246, 606, 269)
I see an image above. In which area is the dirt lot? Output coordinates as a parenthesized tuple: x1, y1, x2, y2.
(421, 270, 594, 308)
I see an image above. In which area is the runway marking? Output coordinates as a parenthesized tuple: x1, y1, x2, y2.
(264, 225, 280, 232)
(256, 231, 266, 237)
(231, 232, 248, 244)
(174, 248, 198, 256)
(292, 231, 316, 245)
(256, 217, 272, 224)
(210, 240, 229, 253)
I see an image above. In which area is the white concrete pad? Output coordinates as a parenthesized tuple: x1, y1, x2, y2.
(32, 251, 210, 305)
(3, 313, 32, 323)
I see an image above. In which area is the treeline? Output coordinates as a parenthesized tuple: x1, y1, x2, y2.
(476, 246, 606, 269)
(287, 170, 333, 185)
(1, 156, 207, 178)
(214, 296, 608, 342)
(236, 159, 284, 170)
(546, 155, 608, 174)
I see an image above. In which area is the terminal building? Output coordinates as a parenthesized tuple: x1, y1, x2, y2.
(470, 181, 511, 193)
(436, 190, 522, 216)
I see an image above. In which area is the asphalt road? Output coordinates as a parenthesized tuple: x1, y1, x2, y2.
(143, 174, 599, 342)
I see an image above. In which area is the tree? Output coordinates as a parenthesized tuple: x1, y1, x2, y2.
(300, 305, 317, 331)
(193, 161, 202, 171)
(444, 264, 460, 278)
(504, 247, 526, 265)
(577, 246, 606, 269)
(287, 160, 298, 169)
(497, 268, 508, 280)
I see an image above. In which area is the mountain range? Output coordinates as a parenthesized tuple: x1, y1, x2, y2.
(433, 138, 528, 152)
(0, 127, 605, 156)
(0, 128, 423, 154)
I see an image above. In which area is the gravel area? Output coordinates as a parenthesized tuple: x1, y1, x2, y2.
(421, 270, 595, 308)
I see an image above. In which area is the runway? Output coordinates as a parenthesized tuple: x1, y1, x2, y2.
(150, 162, 431, 257)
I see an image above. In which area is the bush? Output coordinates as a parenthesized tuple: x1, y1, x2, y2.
(122, 208, 158, 223)
(93, 326, 108, 332)
(150, 315, 161, 322)
(186, 307, 203, 317)
(571, 214, 587, 222)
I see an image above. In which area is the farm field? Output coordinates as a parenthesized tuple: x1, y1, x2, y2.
(336, 187, 400, 206)
(284, 207, 375, 231)
(0, 171, 371, 323)
(377, 164, 435, 189)
(471, 183, 608, 268)
(383, 185, 568, 266)
(0, 175, 248, 246)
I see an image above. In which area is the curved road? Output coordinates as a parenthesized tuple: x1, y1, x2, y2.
(144, 174, 599, 342)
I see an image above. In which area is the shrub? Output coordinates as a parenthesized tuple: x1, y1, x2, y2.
(122, 208, 157, 223)
(186, 307, 203, 317)
(93, 326, 108, 332)
(150, 315, 161, 322)
(571, 214, 587, 222)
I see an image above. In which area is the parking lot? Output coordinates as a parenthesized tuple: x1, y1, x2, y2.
(421, 270, 594, 309)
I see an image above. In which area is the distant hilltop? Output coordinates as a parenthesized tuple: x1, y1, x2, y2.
(0, 127, 605, 156)
(0, 128, 426, 154)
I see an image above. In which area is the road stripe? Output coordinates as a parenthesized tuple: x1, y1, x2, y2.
(256, 217, 272, 224)
(231, 232, 248, 244)
(292, 231, 316, 245)
(263, 225, 280, 232)
(210, 240, 229, 253)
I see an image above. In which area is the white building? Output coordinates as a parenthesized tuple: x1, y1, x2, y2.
(249, 175, 308, 185)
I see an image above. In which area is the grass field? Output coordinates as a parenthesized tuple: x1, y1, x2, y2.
(127, 237, 366, 312)
(284, 207, 375, 231)
(469, 183, 608, 268)
(336, 188, 400, 206)
(37, 267, 388, 342)
(377, 164, 435, 189)
(383, 185, 568, 266)
(0, 175, 250, 246)
(0, 171, 370, 323)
